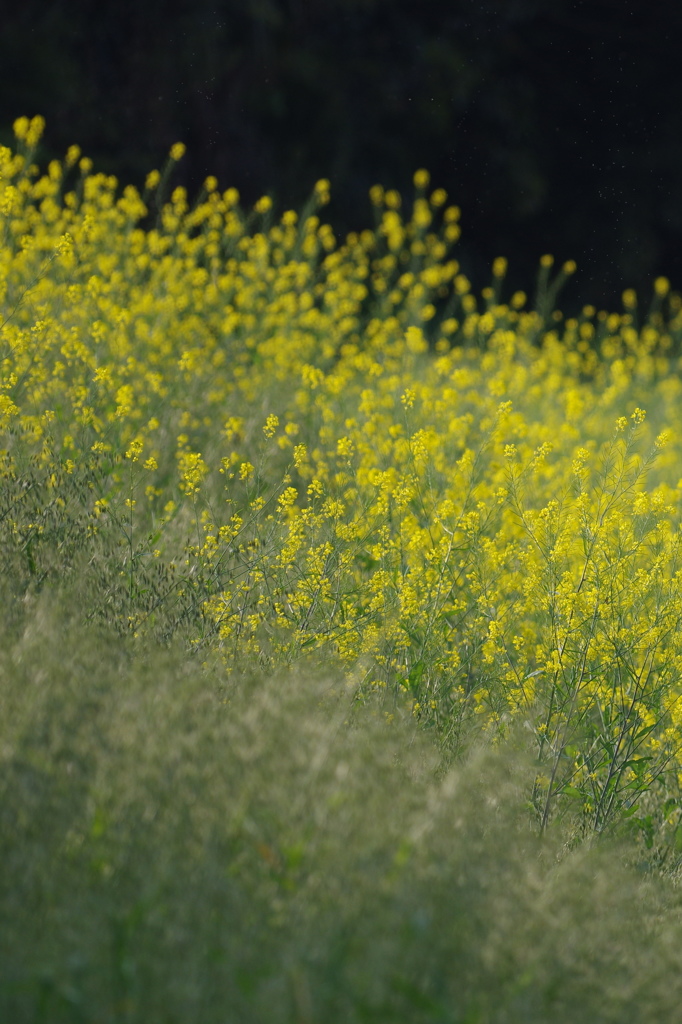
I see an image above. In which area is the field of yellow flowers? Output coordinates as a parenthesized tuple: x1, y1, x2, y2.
(8, 114, 682, 1021)
(4, 114, 682, 839)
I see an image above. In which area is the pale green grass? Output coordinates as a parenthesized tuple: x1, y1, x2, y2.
(1, 580, 682, 1023)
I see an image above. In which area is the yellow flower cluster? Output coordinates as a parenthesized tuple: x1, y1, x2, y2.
(5, 119, 682, 828)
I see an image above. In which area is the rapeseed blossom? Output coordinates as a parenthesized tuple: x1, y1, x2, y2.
(5, 117, 682, 830)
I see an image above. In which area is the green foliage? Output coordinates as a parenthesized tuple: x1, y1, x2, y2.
(2, 588, 682, 1022)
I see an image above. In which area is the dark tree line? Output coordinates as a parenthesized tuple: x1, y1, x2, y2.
(1, 0, 680, 313)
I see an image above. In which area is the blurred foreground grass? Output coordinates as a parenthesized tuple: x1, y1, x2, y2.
(2, 584, 682, 1023)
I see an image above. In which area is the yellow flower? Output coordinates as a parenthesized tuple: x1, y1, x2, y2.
(263, 414, 279, 438)
(125, 437, 144, 462)
(13, 116, 29, 141)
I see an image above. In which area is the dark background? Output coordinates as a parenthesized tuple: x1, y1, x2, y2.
(1, 0, 679, 314)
